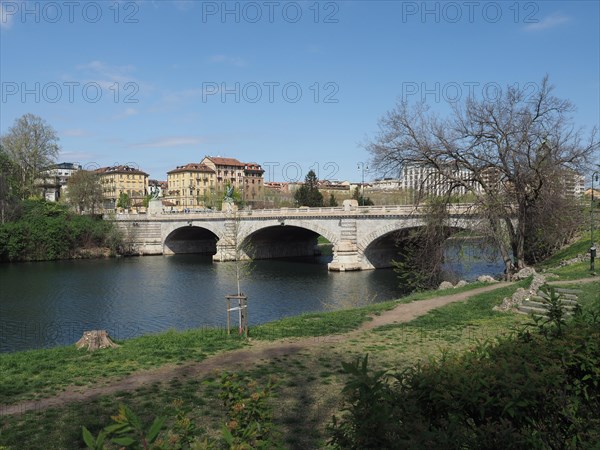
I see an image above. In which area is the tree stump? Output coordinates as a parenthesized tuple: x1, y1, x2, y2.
(75, 330, 119, 351)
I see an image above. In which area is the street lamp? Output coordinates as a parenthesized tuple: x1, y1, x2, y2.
(357, 162, 369, 206)
(591, 171, 599, 273)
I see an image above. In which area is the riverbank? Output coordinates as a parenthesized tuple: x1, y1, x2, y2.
(0, 199, 122, 263)
(1, 275, 598, 447)
(1, 231, 598, 448)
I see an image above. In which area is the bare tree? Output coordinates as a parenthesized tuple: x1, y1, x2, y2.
(368, 76, 599, 275)
(1, 114, 60, 199)
(66, 170, 104, 214)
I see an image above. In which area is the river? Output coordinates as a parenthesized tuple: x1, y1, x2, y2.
(0, 243, 504, 352)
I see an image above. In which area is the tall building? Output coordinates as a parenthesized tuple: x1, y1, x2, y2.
(166, 163, 216, 208)
(95, 165, 149, 210)
(37, 162, 82, 201)
(399, 164, 478, 196)
(243, 162, 265, 202)
(200, 156, 265, 203)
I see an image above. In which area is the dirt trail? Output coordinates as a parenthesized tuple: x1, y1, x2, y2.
(0, 281, 521, 417)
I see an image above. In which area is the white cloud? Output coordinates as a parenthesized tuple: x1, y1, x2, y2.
(73, 60, 142, 91)
(524, 13, 570, 32)
(131, 136, 206, 148)
(173, 0, 194, 11)
(209, 54, 247, 67)
(58, 151, 96, 162)
(113, 107, 139, 119)
(61, 129, 88, 137)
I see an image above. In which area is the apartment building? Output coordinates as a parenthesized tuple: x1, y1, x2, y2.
(166, 163, 216, 208)
(200, 156, 265, 203)
(38, 162, 82, 201)
(243, 162, 265, 202)
(95, 165, 149, 210)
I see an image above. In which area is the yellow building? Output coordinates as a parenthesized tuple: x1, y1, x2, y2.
(95, 165, 149, 210)
(166, 163, 216, 208)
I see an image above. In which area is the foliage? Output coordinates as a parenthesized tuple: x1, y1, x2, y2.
(220, 372, 276, 448)
(117, 192, 130, 209)
(142, 194, 153, 208)
(538, 230, 599, 269)
(328, 193, 338, 207)
(327, 355, 398, 449)
(83, 404, 165, 450)
(66, 170, 104, 214)
(367, 76, 599, 275)
(81, 374, 276, 450)
(351, 186, 374, 206)
(329, 310, 600, 449)
(294, 170, 323, 207)
(0, 198, 121, 262)
(0, 145, 23, 223)
(0, 113, 60, 199)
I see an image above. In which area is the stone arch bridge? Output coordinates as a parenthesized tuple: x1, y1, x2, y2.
(110, 204, 484, 271)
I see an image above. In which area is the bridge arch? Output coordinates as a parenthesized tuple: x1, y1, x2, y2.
(163, 224, 221, 255)
(358, 219, 481, 269)
(237, 219, 339, 261)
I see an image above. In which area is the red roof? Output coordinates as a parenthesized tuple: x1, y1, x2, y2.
(205, 156, 245, 167)
(95, 165, 148, 176)
(167, 163, 215, 174)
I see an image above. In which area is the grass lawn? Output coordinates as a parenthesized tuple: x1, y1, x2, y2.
(0, 329, 246, 406)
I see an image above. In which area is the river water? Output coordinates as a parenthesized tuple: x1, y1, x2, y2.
(0, 243, 504, 352)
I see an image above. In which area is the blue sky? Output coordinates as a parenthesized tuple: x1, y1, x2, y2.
(1, 0, 598, 182)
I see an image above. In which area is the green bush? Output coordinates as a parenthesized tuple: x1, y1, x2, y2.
(0, 199, 121, 261)
(329, 309, 600, 449)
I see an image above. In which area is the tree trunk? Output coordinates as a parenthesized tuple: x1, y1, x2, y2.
(489, 216, 515, 278)
(75, 330, 119, 351)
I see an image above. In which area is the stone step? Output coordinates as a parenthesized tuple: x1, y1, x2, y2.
(530, 296, 579, 306)
(535, 292, 579, 301)
(518, 305, 549, 315)
(554, 288, 583, 295)
(517, 306, 575, 317)
(520, 301, 577, 311)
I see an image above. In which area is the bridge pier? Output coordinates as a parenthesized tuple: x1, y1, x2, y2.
(328, 217, 363, 271)
(328, 240, 363, 271)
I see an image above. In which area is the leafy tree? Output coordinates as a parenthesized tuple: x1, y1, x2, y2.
(0, 199, 122, 261)
(367, 76, 599, 275)
(117, 192, 130, 209)
(142, 194, 153, 208)
(0, 114, 60, 199)
(328, 193, 339, 207)
(294, 170, 323, 207)
(352, 186, 374, 206)
(0, 145, 22, 223)
(66, 170, 103, 214)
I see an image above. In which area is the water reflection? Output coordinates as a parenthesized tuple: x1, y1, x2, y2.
(0, 241, 503, 352)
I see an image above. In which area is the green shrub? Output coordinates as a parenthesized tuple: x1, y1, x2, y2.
(329, 311, 600, 449)
(0, 199, 122, 261)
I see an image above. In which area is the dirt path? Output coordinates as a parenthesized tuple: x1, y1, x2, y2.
(1, 282, 513, 417)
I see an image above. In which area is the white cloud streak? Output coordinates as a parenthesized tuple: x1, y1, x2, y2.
(524, 13, 570, 32)
(131, 136, 206, 148)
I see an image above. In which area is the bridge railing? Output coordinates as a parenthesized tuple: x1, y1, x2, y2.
(108, 203, 479, 220)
